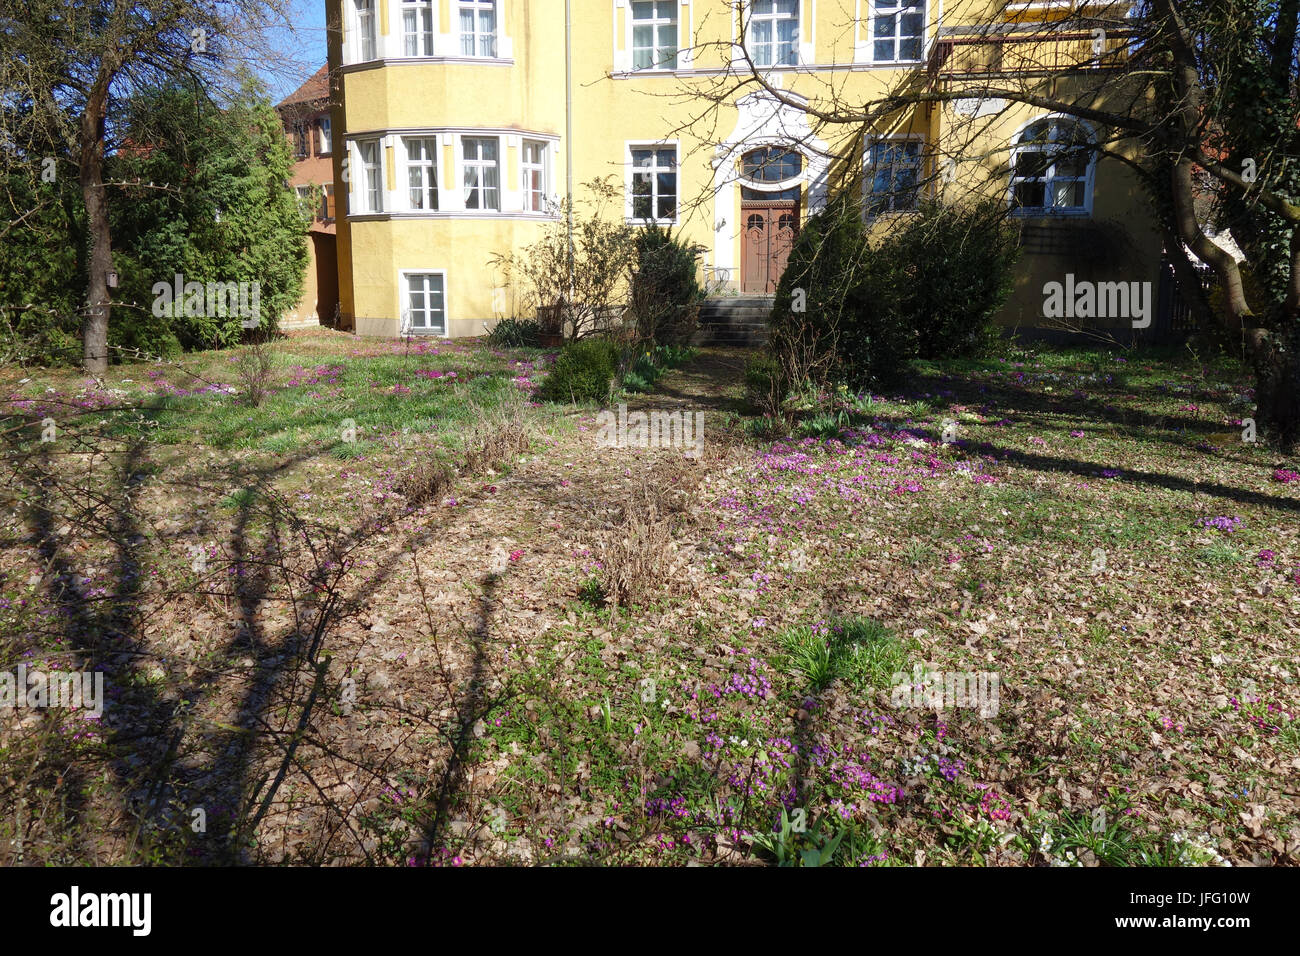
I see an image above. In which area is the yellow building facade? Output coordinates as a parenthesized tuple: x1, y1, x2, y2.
(325, 0, 1161, 338)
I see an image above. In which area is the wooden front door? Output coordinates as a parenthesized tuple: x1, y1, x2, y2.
(741, 201, 800, 294)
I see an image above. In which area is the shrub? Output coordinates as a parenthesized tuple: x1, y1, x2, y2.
(630, 224, 705, 345)
(486, 317, 542, 348)
(491, 178, 635, 342)
(0, 308, 82, 367)
(879, 199, 1020, 360)
(743, 351, 788, 416)
(770, 196, 1020, 388)
(770, 193, 869, 386)
(106, 301, 184, 360)
(234, 336, 276, 407)
(537, 337, 619, 404)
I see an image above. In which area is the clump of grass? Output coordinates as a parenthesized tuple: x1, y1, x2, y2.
(778, 616, 906, 692)
(220, 488, 257, 510)
(1195, 540, 1240, 566)
(396, 456, 455, 506)
(578, 577, 607, 608)
(1028, 811, 1202, 867)
(461, 396, 534, 474)
(904, 539, 931, 566)
(595, 476, 690, 608)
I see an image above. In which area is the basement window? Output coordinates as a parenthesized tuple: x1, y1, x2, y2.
(404, 273, 446, 334)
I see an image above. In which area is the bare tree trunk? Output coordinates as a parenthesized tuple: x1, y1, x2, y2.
(79, 80, 112, 376)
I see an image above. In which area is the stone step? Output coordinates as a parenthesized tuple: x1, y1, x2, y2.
(696, 312, 767, 321)
(697, 296, 772, 348)
(692, 323, 768, 347)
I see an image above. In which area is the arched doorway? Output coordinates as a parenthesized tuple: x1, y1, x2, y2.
(739, 147, 802, 294)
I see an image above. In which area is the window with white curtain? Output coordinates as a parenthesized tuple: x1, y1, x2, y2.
(405, 137, 438, 210)
(630, 145, 678, 221)
(356, 139, 382, 213)
(1010, 118, 1094, 214)
(353, 0, 376, 61)
(749, 0, 799, 67)
(462, 137, 500, 210)
(402, 0, 435, 57)
(459, 1, 498, 57)
(522, 140, 549, 212)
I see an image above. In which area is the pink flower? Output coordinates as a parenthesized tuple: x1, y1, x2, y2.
(509, 549, 524, 562)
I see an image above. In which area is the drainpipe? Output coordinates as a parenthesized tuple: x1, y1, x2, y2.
(565, 0, 575, 302)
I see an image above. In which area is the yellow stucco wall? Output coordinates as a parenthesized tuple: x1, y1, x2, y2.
(326, 0, 1159, 338)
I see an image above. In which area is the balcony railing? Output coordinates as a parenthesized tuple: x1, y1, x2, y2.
(926, 27, 1138, 89)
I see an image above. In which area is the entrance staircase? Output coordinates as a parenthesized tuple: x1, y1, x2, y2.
(693, 295, 773, 348)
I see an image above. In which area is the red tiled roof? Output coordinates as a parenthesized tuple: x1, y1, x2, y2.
(277, 65, 330, 109)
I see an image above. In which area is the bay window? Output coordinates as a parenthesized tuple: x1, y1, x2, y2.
(462, 136, 500, 210)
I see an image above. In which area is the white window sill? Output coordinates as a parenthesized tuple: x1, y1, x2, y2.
(349, 211, 561, 222)
(1010, 208, 1091, 218)
(339, 56, 515, 71)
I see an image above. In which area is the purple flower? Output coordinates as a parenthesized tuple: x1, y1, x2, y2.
(1197, 516, 1243, 534)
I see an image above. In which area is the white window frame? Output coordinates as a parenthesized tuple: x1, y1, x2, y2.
(349, 0, 377, 63)
(318, 116, 332, 155)
(626, 142, 679, 224)
(400, 270, 449, 336)
(462, 135, 501, 211)
(459, 0, 498, 58)
(322, 183, 335, 221)
(402, 136, 439, 211)
(747, 0, 800, 68)
(294, 184, 314, 221)
(352, 138, 384, 214)
(1008, 116, 1096, 217)
(401, 0, 436, 57)
(863, 135, 925, 216)
(867, 0, 926, 64)
(630, 0, 679, 71)
(521, 138, 550, 213)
